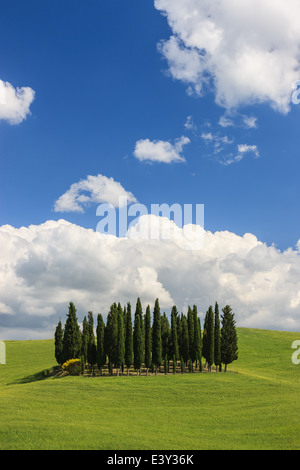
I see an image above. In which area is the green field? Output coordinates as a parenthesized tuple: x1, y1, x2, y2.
(0, 327, 300, 450)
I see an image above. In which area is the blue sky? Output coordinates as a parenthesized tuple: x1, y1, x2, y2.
(1, 0, 299, 249)
(1, 0, 300, 338)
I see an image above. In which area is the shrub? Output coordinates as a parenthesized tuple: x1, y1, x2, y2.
(62, 358, 82, 376)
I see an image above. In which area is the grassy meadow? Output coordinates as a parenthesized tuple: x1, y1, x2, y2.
(0, 327, 300, 450)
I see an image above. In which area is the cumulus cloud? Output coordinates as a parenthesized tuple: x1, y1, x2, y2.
(54, 174, 137, 213)
(154, 0, 300, 113)
(134, 136, 190, 163)
(0, 79, 35, 124)
(0, 217, 300, 339)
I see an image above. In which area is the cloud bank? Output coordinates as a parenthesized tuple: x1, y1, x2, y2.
(0, 79, 35, 124)
(0, 217, 300, 339)
(154, 0, 300, 113)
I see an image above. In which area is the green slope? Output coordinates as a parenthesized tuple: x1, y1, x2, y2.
(0, 328, 299, 450)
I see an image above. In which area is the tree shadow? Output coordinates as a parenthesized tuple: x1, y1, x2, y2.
(9, 365, 61, 384)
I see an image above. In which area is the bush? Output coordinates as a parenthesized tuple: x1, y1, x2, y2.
(62, 358, 82, 376)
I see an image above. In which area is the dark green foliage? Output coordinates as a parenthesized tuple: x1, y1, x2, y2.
(187, 307, 195, 369)
(181, 315, 189, 365)
(144, 305, 152, 372)
(81, 316, 89, 364)
(54, 320, 63, 365)
(134, 298, 144, 362)
(198, 318, 203, 372)
(87, 311, 96, 368)
(133, 313, 143, 374)
(177, 314, 183, 359)
(214, 302, 221, 371)
(105, 303, 118, 370)
(193, 305, 201, 369)
(56, 299, 238, 376)
(152, 298, 162, 373)
(202, 310, 209, 363)
(116, 306, 125, 373)
(80, 355, 85, 375)
(164, 354, 168, 374)
(62, 302, 81, 363)
(170, 306, 179, 361)
(96, 314, 105, 374)
(206, 305, 214, 371)
(125, 302, 133, 373)
(221, 305, 238, 372)
(161, 312, 171, 360)
(173, 354, 176, 374)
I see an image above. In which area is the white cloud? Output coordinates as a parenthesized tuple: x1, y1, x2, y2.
(238, 144, 260, 158)
(0, 217, 300, 339)
(218, 114, 258, 129)
(242, 115, 258, 129)
(219, 115, 235, 128)
(0, 79, 35, 124)
(54, 174, 137, 213)
(200, 130, 259, 165)
(134, 136, 190, 163)
(184, 115, 197, 132)
(154, 0, 300, 113)
(219, 144, 260, 166)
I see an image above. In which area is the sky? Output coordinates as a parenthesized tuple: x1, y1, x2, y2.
(1, 0, 300, 339)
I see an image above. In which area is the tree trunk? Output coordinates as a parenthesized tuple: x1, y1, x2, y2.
(224, 363, 227, 373)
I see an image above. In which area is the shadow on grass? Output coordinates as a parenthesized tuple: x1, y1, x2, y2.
(10, 365, 61, 384)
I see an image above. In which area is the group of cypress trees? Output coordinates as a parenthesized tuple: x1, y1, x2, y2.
(54, 298, 238, 375)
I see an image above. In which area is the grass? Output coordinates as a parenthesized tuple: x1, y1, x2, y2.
(0, 328, 300, 450)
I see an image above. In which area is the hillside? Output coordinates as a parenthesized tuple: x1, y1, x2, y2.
(0, 328, 299, 450)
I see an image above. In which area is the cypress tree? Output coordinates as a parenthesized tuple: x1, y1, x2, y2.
(161, 312, 170, 363)
(198, 317, 203, 372)
(123, 304, 127, 337)
(180, 356, 185, 373)
(125, 302, 133, 375)
(133, 313, 143, 375)
(62, 302, 81, 363)
(96, 314, 105, 375)
(221, 305, 238, 372)
(170, 306, 179, 361)
(54, 320, 63, 365)
(81, 316, 89, 365)
(164, 354, 168, 374)
(193, 305, 201, 371)
(173, 354, 177, 374)
(135, 298, 144, 362)
(152, 298, 162, 375)
(144, 305, 152, 375)
(87, 311, 96, 372)
(181, 315, 189, 368)
(202, 310, 209, 366)
(206, 305, 214, 371)
(116, 305, 125, 376)
(187, 306, 195, 371)
(105, 303, 118, 374)
(214, 302, 221, 372)
(177, 313, 183, 359)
